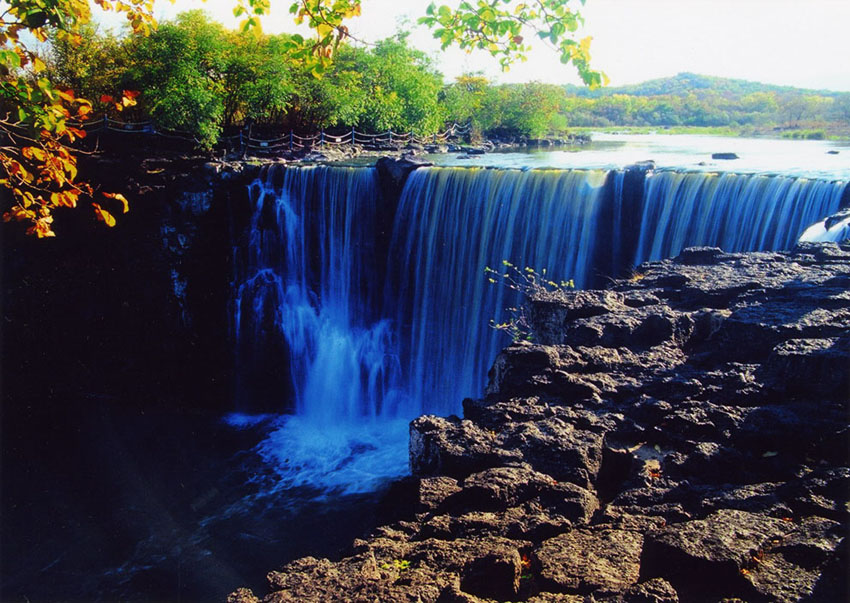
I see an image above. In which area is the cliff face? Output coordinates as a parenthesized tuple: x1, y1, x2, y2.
(1, 155, 258, 410)
(232, 243, 850, 603)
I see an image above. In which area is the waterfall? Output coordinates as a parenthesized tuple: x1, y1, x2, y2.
(232, 163, 847, 493)
(634, 171, 846, 264)
(232, 165, 409, 494)
(386, 167, 610, 416)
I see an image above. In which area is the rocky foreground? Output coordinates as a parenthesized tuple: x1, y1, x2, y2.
(230, 243, 849, 603)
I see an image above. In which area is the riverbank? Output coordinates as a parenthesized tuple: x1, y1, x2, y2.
(230, 243, 850, 603)
(569, 125, 850, 142)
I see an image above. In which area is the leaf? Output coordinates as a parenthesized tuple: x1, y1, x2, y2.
(103, 191, 130, 213)
(92, 203, 116, 227)
(21, 146, 46, 161)
(0, 49, 22, 69)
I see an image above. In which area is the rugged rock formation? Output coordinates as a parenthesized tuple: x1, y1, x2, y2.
(375, 155, 435, 199)
(231, 242, 849, 603)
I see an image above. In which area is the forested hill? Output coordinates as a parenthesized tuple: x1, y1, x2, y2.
(565, 72, 843, 99)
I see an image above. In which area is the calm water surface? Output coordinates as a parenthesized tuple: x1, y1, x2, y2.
(427, 133, 850, 179)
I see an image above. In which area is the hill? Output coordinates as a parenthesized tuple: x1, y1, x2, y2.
(565, 72, 844, 99)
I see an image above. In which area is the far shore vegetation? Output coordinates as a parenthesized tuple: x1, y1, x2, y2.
(49, 12, 850, 148)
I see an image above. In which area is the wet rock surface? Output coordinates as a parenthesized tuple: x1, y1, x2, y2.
(232, 244, 849, 603)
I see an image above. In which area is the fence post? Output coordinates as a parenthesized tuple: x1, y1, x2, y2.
(351, 126, 355, 146)
(388, 131, 392, 144)
(433, 132, 437, 144)
(239, 130, 243, 155)
(320, 129, 325, 149)
(103, 114, 108, 130)
(289, 130, 293, 152)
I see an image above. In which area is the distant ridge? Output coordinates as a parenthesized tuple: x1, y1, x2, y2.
(564, 72, 844, 98)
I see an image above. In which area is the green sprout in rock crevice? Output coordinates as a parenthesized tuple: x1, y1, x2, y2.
(486, 259, 574, 342)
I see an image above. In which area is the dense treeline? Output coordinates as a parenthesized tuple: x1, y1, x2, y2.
(47, 11, 850, 149)
(48, 11, 446, 148)
(450, 75, 850, 139)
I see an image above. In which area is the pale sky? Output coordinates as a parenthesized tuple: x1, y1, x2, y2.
(115, 0, 850, 91)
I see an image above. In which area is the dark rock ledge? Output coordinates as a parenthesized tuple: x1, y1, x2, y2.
(230, 243, 850, 603)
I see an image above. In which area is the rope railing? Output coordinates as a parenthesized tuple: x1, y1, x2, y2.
(65, 117, 472, 154)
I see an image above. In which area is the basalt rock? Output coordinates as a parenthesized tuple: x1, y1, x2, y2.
(375, 155, 433, 199)
(234, 244, 849, 602)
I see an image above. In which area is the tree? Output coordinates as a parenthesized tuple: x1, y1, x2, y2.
(125, 11, 230, 149)
(356, 36, 446, 134)
(229, 34, 294, 127)
(441, 73, 489, 134)
(780, 95, 820, 127)
(284, 48, 367, 129)
(833, 94, 850, 124)
(46, 23, 131, 105)
(2, 0, 604, 235)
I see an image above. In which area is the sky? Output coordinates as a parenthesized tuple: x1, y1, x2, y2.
(118, 0, 850, 91)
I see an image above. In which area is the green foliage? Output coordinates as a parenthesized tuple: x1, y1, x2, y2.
(476, 83, 568, 138)
(51, 20, 448, 138)
(46, 24, 130, 105)
(440, 72, 489, 134)
(380, 559, 411, 571)
(124, 10, 296, 148)
(419, 0, 606, 87)
(781, 129, 827, 140)
(284, 50, 366, 129)
(565, 72, 830, 99)
(557, 72, 847, 135)
(42, 13, 850, 148)
(286, 35, 447, 134)
(833, 94, 850, 123)
(125, 11, 226, 148)
(223, 34, 294, 127)
(356, 36, 446, 134)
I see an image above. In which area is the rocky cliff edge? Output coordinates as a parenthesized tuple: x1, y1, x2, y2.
(231, 243, 849, 603)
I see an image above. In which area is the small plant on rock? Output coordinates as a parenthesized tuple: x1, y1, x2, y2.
(485, 260, 574, 342)
(380, 559, 411, 572)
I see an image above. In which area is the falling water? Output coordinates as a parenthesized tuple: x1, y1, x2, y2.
(386, 167, 610, 416)
(233, 165, 409, 493)
(233, 164, 847, 492)
(634, 170, 846, 264)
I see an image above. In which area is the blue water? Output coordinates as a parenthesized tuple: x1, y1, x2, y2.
(634, 170, 846, 264)
(234, 158, 847, 494)
(387, 167, 610, 416)
(428, 133, 850, 179)
(233, 166, 410, 494)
